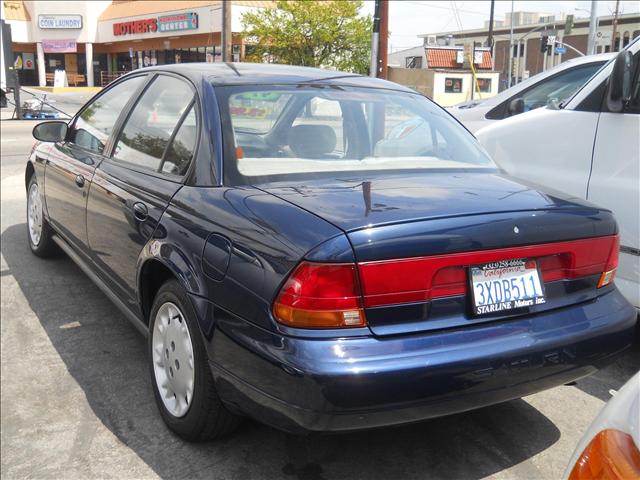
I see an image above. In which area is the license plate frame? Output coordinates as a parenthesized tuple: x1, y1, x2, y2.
(469, 258, 546, 316)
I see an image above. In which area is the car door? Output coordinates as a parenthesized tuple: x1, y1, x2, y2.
(44, 75, 147, 254)
(587, 56, 640, 308)
(86, 73, 199, 307)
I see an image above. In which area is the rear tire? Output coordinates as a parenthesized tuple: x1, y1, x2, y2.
(148, 279, 240, 441)
(26, 175, 59, 258)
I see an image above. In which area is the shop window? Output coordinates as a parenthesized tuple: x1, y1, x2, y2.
(477, 78, 492, 93)
(70, 75, 146, 154)
(444, 78, 462, 93)
(113, 75, 195, 174)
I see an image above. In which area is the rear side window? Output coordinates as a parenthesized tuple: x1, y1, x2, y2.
(112, 75, 195, 175)
(161, 106, 197, 176)
(69, 75, 146, 154)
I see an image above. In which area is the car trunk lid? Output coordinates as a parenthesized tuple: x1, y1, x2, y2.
(259, 172, 618, 336)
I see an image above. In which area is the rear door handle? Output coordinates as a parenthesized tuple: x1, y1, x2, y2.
(75, 175, 85, 188)
(132, 202, 148, 221)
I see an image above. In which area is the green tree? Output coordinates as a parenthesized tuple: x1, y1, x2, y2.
(241, 1, 372, 74)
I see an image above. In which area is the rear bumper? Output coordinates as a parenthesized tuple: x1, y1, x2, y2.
(207, 289, 636, 434)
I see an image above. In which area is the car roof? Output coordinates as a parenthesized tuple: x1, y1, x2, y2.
(134, 62, 416, 93)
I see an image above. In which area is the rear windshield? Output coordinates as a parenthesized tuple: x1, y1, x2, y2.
(216, 85, 495, 184)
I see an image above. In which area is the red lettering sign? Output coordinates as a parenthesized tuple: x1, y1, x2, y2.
(113, 18, 157, 36)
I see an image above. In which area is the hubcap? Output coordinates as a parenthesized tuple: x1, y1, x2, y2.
(27, 182, 43, 246)
(152, 302, 195, 417)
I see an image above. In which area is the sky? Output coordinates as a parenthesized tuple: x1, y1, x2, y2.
(359, 1, 640, 52)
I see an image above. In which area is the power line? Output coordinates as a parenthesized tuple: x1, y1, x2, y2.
(404, 1, 487, 16)
(450, 1, 464, 31)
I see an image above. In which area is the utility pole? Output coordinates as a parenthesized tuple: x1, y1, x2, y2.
(587, 0, 598, 55)
(222, 0, 232, 62)
(369, 0, 380, 77)
(377, 0, 389, 79)
(486, 0, 495, 48)
(507, 0, 514, 88)
(610, 0, 620, 51)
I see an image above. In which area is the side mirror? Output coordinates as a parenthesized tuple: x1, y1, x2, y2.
(32, 121, 68, 143)
(606, 50, 634, 113)
(508, 97, 525, 116)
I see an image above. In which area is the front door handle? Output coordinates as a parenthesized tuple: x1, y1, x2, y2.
(75, 175, 85, 188)
(132, 202, 148, 221)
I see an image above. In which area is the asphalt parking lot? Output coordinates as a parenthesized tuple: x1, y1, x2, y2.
(1, 111, 638, 479)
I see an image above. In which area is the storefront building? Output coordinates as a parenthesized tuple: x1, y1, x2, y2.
(2, 0, 272, 87)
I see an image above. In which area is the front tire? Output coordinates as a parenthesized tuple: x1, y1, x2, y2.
(27, 175, 59, 258)
(148, 280, 240, 441)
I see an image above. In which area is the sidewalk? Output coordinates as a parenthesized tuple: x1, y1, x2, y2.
(31, 86, 102, 94)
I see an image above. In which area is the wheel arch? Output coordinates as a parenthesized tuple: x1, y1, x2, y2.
(137, 241, 206, 325)
(25, 161, 35, 189)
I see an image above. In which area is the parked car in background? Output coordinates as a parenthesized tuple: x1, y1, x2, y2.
(25, 63, 636, 441)
(477, 39, 640, 312)
(449, 53, 615, 132)
(564, 371, 640, 479)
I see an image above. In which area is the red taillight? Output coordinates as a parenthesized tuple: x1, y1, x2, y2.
(272, 262, 366, 328)
(569, 429, 640, 480)
(357, 235, 619, 308)
(272, 235, 619, 327)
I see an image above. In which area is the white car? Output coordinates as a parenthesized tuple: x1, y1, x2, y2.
(449, 53, 615, 133)
(564, 371, 640, 479)
(477, 38, 640, 311)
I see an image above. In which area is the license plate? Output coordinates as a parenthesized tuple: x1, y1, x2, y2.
(470, 259, 545, 315)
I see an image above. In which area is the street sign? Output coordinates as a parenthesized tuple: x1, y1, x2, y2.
(597, 31, 612, 45)
(555, 46, 566, 54)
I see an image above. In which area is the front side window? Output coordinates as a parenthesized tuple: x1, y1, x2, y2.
(112, 75, 195, 174)
(217, 85, 495, 184)
(70, 75, 146, 153)
(519, 63, 604, 111)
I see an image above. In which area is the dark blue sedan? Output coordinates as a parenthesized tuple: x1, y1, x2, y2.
(26, 63, 636, 441)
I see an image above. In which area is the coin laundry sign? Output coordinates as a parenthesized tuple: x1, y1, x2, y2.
(113, 12, 198, 36)
(38, 15, 83, 29)
(158, 13, 198, 32)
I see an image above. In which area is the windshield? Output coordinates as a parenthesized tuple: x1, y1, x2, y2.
(216, 85, 495, 185)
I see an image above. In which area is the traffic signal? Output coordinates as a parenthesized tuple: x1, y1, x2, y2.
(541, 35, 549, 52)
(540, 35, 555, 53)
(565, 14, 574, 35)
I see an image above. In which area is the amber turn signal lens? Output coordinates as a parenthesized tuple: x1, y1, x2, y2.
(598, 269, 617, 288)
(273, 304, 366, 328)
(569, 429, 640, 480)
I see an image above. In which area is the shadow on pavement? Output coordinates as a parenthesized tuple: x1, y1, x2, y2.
(9, 222, 627, 479)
